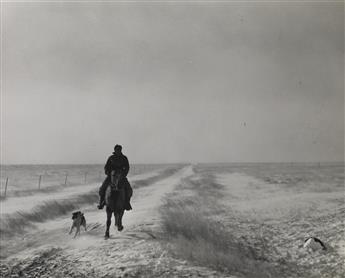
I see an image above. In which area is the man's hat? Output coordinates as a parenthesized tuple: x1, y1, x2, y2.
(114, 144, 122, 151)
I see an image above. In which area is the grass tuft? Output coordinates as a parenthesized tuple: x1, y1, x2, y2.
(159, 173, 297, 277)
(0, 191, 98, 238)
(160, 197, 279, 278)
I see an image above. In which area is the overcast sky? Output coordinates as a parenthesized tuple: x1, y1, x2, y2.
(1, 2, 344, 164)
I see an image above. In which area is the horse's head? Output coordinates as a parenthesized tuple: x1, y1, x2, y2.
(110, 171, 122, 191)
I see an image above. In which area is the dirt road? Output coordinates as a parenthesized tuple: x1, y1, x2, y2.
(1, 165, 227, 278)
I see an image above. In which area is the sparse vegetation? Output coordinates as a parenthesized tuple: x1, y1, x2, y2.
(160, 174, 289, 278)
(159, 165, 345, 278)
(0, 192, 98, 238)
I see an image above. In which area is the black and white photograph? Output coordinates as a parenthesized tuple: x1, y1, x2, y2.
(0, 0, 344, 277)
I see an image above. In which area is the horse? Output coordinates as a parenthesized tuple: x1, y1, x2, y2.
(104, 171, 126, 238)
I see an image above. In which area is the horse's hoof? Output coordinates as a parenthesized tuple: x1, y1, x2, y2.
(118, 226, 124, 232)
(105, 232, 110, 239)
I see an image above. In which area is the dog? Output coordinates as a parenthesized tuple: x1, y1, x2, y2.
(69, 211, 87, 238)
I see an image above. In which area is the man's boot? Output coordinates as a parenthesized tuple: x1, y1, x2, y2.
(124, 190, 131, 210)
(97, 197, 105, 209)
(125, 197, 132, 211)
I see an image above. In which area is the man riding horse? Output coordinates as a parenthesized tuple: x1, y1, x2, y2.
(98, 144, 132, 210)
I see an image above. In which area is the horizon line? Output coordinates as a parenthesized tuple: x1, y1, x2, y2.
(1, 161, 344, 166)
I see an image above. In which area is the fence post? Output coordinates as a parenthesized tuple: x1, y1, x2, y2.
(4, 177, 9, 197)
(84, 172, 87, 184)
(38, 175, 42, 189)
(64, 173, 68, 185)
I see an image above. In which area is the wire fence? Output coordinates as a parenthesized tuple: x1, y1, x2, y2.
(0, 164, 166, 198)
(0, 171, 105, 198)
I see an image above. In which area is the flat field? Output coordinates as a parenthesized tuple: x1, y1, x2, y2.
(0, 163, 343, 278)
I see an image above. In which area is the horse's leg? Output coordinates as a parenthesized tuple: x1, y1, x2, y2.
(105, 208, 112, 238)
(114, 211, 118, 227)
(116, 210, 124, 231)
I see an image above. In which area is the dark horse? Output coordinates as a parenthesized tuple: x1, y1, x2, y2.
(104, 171, 126, 238)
